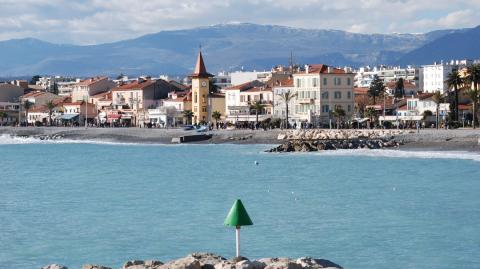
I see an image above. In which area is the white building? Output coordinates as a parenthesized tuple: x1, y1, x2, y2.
(422, 62, 455, 94)
(274, 64, 355, 126)
(355, 66, 418, 88)
(224, 80, 273, 123)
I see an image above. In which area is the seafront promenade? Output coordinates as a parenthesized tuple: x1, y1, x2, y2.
(1, 126, 479, 150)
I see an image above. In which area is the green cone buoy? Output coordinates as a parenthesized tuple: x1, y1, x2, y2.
(224, 199, 253, 227)
(224, 199, 253, 258)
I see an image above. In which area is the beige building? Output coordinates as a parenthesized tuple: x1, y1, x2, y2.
(190, 51, 213, 124)
(21, 91, 59, 106)
(274, 64, 355, 126)
(71, 77, 116, 102)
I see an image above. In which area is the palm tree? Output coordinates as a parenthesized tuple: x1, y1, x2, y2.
(277, 90, 297, 129)
(466, 64, 480, 92)
(182, 110, 194, 125)
(250, 100, 265, 126)
(364, 107, 378, 128)
(446, 70, 463, 121)
(331, 106, 346, 129)
(466, 88, 479, 129)
(432, 91, 442, 130)
(46, 101, 56, 126)
(0, 111, 7, 125)
(212, 110, 221, 126)
(23, 100, 32, 126)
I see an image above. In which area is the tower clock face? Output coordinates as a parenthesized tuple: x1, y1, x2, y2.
(201, 81, 207, 87)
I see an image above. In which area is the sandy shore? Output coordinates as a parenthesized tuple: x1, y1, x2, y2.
(1, 127, 479, 151)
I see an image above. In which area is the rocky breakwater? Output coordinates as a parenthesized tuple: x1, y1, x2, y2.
(41, 253, 342, 269)
(269, 129, 406, 152)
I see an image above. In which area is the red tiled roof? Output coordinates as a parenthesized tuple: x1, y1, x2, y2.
(21, 91, 48, 98)
(385, 81, 417, 89)
(273, 78, 294, 87)
(189, 51, 213, 78)
(296, 64, 348, 75)
(243, 86, 272, 92)
(112, 79, 155, 91)
(224, 80, 265, 91)
(76, 77, 108, 86)
(354, 87, 369, 95)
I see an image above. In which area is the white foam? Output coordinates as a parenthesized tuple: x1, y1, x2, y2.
(309, 148, 480, 162)
(0, 134, 171, 146)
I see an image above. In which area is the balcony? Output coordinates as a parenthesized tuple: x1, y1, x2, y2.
(297, 98, 314, 104)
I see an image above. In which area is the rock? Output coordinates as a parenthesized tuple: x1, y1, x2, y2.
(277, 134, 287, 140)
(191, 253, 227, 269)
(214, 261, 235, 269)
(295, 257, 342, 269)
(159, 257, 201, 269)
(123, 260, 163, 269)
(82, 265, 112, 269)
(41, 264, 68, 269)
(235, 260, 253, 269)
(262, 258, 301, 269)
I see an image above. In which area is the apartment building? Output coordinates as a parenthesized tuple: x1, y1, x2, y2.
(275, 64, 355, 126)
(71, 77, 116, 102)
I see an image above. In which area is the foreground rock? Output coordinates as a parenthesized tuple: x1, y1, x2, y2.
(42, 253, 342, 269)
(267, 139, 400, 152)
(280, 129, 407, 141)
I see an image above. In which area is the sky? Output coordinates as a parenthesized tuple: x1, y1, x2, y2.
(0, 0, 479, 45)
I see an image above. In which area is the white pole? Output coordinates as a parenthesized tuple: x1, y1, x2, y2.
(235, 226, 240, 257)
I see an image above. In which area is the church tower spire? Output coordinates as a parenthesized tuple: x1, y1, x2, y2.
(190, 50, 212, 124)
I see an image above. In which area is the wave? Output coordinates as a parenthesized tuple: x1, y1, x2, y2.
(0, 134, 168, 146)
(306, 148, 480, 162)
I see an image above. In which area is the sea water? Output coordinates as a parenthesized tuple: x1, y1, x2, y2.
(0, 137, 479, 269)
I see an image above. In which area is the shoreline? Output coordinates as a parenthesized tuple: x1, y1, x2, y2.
(1, 127, 479, 152)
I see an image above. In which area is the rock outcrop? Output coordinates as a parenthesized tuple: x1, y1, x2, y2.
(267, 139, 400, 152)
(279, 129, 407, 141)
(42, 253, 342, 269)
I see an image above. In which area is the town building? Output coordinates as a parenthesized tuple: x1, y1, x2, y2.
(422, 62, 455, 93)
(274, 64, 355, 126)
(384, 81, 419, 97)
(61, 101, 97, 126)
(189, 51, 225, 124)
(20, 91, 59, 106)
(225, 80, 273, 123)
(355, 66, 418, 88)
(71, 77, 116, 102)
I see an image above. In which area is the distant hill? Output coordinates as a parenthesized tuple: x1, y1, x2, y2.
(0, 23, 472, 77)
(396, 26, 480, 65)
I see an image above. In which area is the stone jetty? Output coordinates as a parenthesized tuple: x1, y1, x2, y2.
(41, 253, 342, 269)
(269, 129, 404, 152)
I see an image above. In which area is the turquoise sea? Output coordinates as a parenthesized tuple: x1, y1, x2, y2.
(0, 136, 479, 269)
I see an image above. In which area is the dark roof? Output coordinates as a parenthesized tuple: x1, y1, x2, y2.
(189, 51, 213, 78)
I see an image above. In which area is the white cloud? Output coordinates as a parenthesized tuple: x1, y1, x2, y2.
(0, 0, 478, 44)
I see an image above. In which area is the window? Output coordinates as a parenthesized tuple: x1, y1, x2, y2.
(322, 105, 329, 113)
(347, 77, 351, 86)
(312, 78, 318, 87)
(348, 105, 351, 112)
(334, 91, 342, 99)
(334, 77, 341, 86)
(322, 91, 329, 99)
(323, 77, 327, 85)
(202, 107, 207, 112)
(347, 91, 351, 99)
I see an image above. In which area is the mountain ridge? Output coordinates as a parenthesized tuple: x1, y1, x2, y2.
(0, 23, 476, 77)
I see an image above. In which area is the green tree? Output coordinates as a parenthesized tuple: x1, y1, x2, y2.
(277, 90, 297, 129)
(364, 107, 378, 128)
(466, 88, 479, 129)
(182, 110, 194, 125)
(212, 110, 221, 125)
(52, 82, 59, 95)
(394, 78, 405, 98)
(250, 100, 265, 126)
(432, 91, 443, 130)
(23, 100, 33, 125)
(368, 75, 385, 105)
(446, 70, 463, 121)
(0, 111, 7, 125)
(465, 64, 480, 92)
(46, 101, 56, 126)
(331, 106, 346, 129)
(30, 75, 41, 85)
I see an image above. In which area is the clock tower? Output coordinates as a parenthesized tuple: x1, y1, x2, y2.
(189, 50, 213, 124)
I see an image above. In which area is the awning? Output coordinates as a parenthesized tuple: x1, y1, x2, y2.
(60, 114, 79, 120)
(108, 114, 122, 119)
